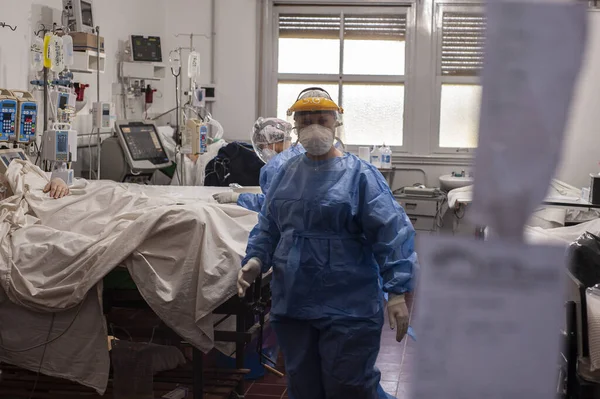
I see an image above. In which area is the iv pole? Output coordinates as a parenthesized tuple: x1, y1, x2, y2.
(172, 33, 210, 186)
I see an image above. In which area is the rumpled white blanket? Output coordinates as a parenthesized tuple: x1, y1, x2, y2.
(448, 179, 600, 228)
(0, 160, 257, 393)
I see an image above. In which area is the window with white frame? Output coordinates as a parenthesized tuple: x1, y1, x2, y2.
(274, 6, 411, 148)
(435, 7, 486, 151)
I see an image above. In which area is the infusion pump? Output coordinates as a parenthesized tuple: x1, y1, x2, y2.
(92, 102, 116, 129)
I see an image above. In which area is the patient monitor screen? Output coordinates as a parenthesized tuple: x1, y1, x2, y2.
(119, 124, 168, 163)
(81, 1, 94, 27)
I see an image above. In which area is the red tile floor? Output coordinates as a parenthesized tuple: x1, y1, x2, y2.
(244, 293, 415, 399)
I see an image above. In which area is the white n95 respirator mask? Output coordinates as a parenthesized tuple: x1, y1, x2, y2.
(299, 124, 335, 156)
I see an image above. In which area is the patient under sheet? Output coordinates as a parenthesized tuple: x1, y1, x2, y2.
(0, 160, 257, 393)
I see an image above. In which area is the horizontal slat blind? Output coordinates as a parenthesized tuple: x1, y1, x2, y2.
(344, 15, 406, 40)
(279, 15, 341, 39)
(441, 12, 486, 76)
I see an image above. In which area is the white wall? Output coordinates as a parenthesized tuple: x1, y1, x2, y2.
(163, 0, 257, 141)
(3, 1, 596, 189)
(0, 0, 167, 134)
(557, 11, 600, 189)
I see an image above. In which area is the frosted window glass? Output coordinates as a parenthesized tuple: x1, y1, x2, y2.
(278, 39, 340, 74)
(439, 84, 482, 148)
(343, 40, 405, 75)
(342, 84, 404, 146)
(277, 83, 339, 121)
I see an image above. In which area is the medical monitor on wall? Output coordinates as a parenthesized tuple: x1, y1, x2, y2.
(63, 0, 95, 33)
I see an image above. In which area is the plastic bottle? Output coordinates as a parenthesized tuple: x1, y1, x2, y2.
(62, 34, 74, 67)
(381, 143, 392, 169)
(30, 36, 44, 72)
(43, 33, 52, 69)
(370, 145, 381, 168)
(387, 144, 393, 168)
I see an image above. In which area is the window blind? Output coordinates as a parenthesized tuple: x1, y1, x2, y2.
(344, 15, 406, 40)
(279, 15, 341, 39)
(441, 12, 486, 76)
(279, 13, 407, 41)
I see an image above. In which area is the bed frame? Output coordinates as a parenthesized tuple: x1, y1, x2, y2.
(0, 275, 272, 399)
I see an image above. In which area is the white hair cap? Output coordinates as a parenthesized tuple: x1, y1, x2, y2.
(252, 117, 292, 145)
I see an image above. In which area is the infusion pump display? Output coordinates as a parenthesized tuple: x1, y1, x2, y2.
(118, 122, 169, 165)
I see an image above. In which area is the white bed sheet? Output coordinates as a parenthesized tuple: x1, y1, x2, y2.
(0, 161, 257, 394)
(447, 179, 600, 228)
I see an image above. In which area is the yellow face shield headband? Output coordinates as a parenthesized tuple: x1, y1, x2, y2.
(287, 97, 344, 116)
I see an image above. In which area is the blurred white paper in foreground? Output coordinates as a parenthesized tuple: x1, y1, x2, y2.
(470, 1, 587, 239)
(412, 235, 566, 399)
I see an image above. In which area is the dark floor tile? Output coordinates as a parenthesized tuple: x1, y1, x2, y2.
(248, 383, 287, 396)
(246, 382, 255, 394)
(259, 372, 288, 385)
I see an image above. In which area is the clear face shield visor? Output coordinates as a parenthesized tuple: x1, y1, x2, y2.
(251, 119, 293, 164)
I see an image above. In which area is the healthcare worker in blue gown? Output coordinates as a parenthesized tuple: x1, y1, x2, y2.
(237, 87, 418, 399)
(213, 117, 305, 212)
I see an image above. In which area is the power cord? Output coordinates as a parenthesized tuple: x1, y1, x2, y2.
(0, 300, 84, 353)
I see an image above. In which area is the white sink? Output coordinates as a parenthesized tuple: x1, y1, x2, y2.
(439, 174, 474, 191)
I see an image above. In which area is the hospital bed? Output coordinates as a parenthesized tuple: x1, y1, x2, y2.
(101, 271, 273, 399)
(444, 181, 600, 236)
(1, 272, 272, 399)
(0, 154, 271, 397)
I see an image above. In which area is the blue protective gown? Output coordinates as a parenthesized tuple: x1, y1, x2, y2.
(243, 153, 417, 399)
(236, 144, 306, 212)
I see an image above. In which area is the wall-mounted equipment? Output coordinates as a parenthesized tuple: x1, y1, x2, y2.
(200, 84, 216, 102)
(92, 102, 116, 129)
(130, 36, 162, 62)
(62, 0, 95, 34)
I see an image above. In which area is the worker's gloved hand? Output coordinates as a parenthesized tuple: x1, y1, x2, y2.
(213, 192, 240, 204)
(388, 294, 409, 343)
(237, 258, 262, 297)
(44, 178, 70, 199)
